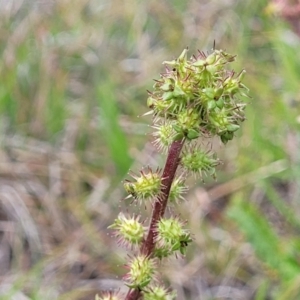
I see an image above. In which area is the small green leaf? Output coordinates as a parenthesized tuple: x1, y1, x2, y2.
(172, 124, 182, 133)
(173, 84, 185, 97)
(161, 82, 173, 92)
(220, 131, 234, 144)
(187, 129, 199, 140)
(206, 53, 217, 65)
(193, 59, 206, 67)
(162, 91, 174, 101)
(216, 97, 224, 109)
(173, 132, 184, 141)
(207, 100, 216, 110)
(147, 96, 155, 108)
(226, 124, 240, 132)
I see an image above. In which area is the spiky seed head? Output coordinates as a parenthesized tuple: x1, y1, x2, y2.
(124, 255, 156, 289)
(108, 213, 145, 247)
(143, 285, 177, 300)
(153, 245, 172, 259)
(174, 108, 201, 140)
(124, 168, 162, 201)
(152, 121, 176, 152)
(147, 48, 248, 150)
(169, 176, 187, 203)
(155, 217, 192, 256)
(181, 146, 220, 179)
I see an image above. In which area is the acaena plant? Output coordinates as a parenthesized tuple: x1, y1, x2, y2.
(96, 47, 249, 300)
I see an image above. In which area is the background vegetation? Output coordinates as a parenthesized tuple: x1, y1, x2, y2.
(0, 0, 300, 299)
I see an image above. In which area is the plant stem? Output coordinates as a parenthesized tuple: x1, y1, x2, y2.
(125, 289, 141, 300)
(141, 139, 185, 256)
(125, 139, 185, 300)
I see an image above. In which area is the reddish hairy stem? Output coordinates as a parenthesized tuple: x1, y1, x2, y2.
(125, 289, 141, 300)
(141, 139, 184, 256)
(125, 139, 185, 300)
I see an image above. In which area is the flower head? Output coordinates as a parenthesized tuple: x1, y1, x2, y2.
(155, 216, 192, 257)
(147, 48, 248, 146)
(143, 285, 177, 300)
(109, 213, 145, 248)
(181, 145, 220, 179)
(152, 121, 176, 152)
(169, 176, 187, 203)
(124, 255, 156, 289)
(124, 167, 162, 202)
